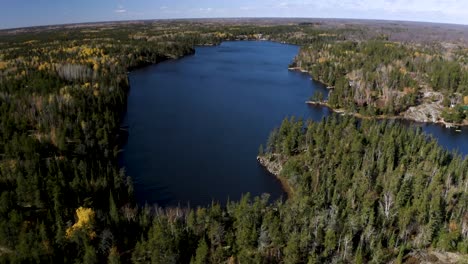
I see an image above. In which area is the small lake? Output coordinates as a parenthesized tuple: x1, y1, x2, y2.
(121, 41, 468, 207)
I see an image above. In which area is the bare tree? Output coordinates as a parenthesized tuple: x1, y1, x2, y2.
(342, 235, 352, 260)
(462, 213, 468, 240)
(379, 191, 395, 219)
(56, 63, 92, 82)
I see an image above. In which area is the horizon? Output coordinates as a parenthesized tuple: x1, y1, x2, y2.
(1, 0, 467, 30)
(2, 16, 468, 31)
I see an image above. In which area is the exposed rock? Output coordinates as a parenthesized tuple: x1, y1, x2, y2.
(401, 91, 444, 123)
(402, 101, 444, 123)
(257, 154, 283, 176)
(257, 154, 293, 196)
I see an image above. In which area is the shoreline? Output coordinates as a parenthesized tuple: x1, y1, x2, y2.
(288, 66, 309, 73)
(306, 100, 467, 128)
(288, 66, 334, 87)
(124, 41, 465, 205)
(289, 66, 467, 129)
(257, 154, 294, 198)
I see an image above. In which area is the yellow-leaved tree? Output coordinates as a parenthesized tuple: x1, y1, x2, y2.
(66, 207, 96, 239)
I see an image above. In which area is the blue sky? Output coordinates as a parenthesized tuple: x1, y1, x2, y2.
(1, 0, 467, 29)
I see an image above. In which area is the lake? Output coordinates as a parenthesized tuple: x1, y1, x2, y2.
(121, 41, 468, 207)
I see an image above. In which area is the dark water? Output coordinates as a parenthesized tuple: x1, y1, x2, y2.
(122, 41, 468, 207)
(409, 122, 468, 156)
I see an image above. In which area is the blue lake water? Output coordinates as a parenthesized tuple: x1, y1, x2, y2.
(121, 41, 468, 207)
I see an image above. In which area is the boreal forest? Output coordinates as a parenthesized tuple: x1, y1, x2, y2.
(0, 19, 467, 263)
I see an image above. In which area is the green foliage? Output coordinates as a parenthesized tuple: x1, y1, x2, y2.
(261, 116, 468, 262)
(109, 192, 119, 224)
(191, 238, 209, 264)
(107, 247, 121, 264)
(310, 91, 324, 102)
(123, 116, 468, 263)
(323, 229, 337, 257)
(296, 40, 467, 117)
(442, 106, 466, 123)
(0, 22, 194, 263)
(0, 21, 466, 263)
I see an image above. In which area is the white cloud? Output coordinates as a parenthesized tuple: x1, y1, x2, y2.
(115, 4, 127, 13)
(199, 8, 213, 12)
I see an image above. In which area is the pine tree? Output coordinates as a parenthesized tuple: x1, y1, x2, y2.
(191, 238, 209, 264)
(109, 192, 119, 224)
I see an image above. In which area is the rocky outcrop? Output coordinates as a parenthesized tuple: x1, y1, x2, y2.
(401, 91, 468, 127)
(257, 154, 283, 176)
(257, 154, 294, 196)
(402, 101, 444, 123)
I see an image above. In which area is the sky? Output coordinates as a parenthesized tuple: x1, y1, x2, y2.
(0, 0, 467, 29)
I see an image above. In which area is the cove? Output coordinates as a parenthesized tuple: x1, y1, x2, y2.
(121, 41, 468, 207)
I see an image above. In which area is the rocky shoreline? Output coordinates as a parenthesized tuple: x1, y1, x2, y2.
(289, 65, 467, 129)
(287, 66, 309, 73)
(306, 100, 467, 129)
(257, 154, 294, 197)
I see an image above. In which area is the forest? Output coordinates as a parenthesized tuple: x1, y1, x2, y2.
(292, 39, 468, 124)
(0, 20, 467, 263)
(258, 116, 468, 263)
